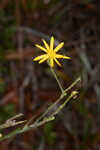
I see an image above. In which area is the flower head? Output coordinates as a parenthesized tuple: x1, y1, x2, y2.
(33, 36, 70, 67)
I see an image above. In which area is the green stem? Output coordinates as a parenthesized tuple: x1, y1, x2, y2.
(0, 91, 78, 141)
(50, 91, 78, 117)
(33, 76, 81, 124)
(64, 77, 81, 93)
(0, 77, 81, 141)
(50, 67, 65, 94)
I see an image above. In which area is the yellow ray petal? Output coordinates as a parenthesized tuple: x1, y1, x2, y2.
(42, 39, 49, 50)
(56, 54, 71, 59)
(33, 54, 47, 61)
(62, 56, 71, 59)
(54, 58, 62, 67)
(39, 55, 49, 64)
(50, 36, 54, 50)
(54, 42, 64, 52)
(35, 44, 47, 52)
(49, 58, 54, 67)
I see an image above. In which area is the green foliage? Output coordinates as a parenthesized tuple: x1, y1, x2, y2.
(0, 104, 15, 123)
(83, 0, 93, 4)
(0, 79, 5, 93)
(0, 7, 15, 51)
(43, 122, 56, 146)
(0, 50, 6, 63)
(25, 0, 35, 10)
(76, 102, 92, 141)
(37, 0, 44, 9)
(0, 6, 15, 94)
(5, 28, 14, 49)
(76, 102, 89, 117)
(0, 27, 14, 50)
(0, 8, 5, 20)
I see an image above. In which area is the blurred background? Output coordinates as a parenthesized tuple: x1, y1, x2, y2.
(0, 0, 100, 149)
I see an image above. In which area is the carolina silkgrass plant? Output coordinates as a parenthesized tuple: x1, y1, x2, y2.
(0, 36, 81, 141)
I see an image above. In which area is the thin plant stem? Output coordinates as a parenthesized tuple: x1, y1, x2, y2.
(33, 76, 81, 124)
(50, 91, 78, 117)
(24, 65, 66, 127)
(64, 77, 81, 93)
(50, 67, 65, 94)
(0, 90, 78, 141)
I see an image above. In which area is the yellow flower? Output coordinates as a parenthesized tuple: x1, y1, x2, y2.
(33, 36, 70, 67)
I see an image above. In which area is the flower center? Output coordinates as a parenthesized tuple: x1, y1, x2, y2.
(48, 49, 56, 58)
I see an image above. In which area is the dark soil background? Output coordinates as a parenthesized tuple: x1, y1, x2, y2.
(0, 0, 100, 149)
